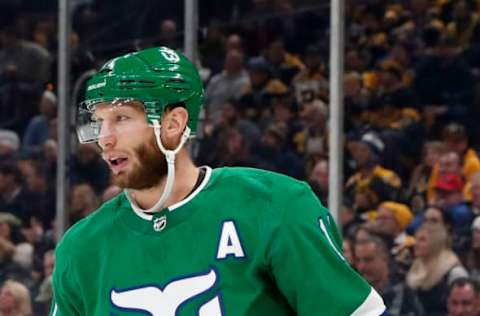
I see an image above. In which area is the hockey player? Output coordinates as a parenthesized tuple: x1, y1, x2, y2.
(51, 47, 385, 315)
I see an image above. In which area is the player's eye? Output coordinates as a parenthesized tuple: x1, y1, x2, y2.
(116, 115, 130, 122)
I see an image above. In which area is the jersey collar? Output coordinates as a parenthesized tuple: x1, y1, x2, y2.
(115, 166, 214, 235)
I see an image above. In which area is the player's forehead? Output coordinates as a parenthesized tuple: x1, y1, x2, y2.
(94, 99, 145, 118)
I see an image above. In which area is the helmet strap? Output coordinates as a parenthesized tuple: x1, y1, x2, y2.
(124, 120, 191, 214)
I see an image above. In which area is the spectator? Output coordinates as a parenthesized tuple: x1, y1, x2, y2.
(344, 72, 367, 131)
(471, 172, 480, 216)
(0, 162, 36, 225)
(354, 224, 376, 244)
(41, 139, 57, 181)
(0, 213, 32, 286)
(0, 17, 51, 83)
(47, 118, 57, 141)
(342, 236, 355, 267)
(295, 100, 329, 169)
(407, 141, 447, 213)
(263, 38, 304, 84)
(225, 34, 244, 53)
(269, 92, 303, 154)
(21, 89, 57, 155)
(70, 143, 110, 195)
(197, 99, 261, 166)
(467, 217, 480, 282)
(199, 21, 225, 75)
(156, 19, 181, 50)
(434, 172, 474, 256)
(385, 43, 415, 87)
(0, 130, 19, 160)
(239, 57, 287, 122)
(34, 273, 52, 316)
(0, 279, 32, 316)
(447, 277, 479, 316)
(339, 198, 356, 230)
(355, 236, 424, 316)
(18, 159, 55, 228)
(204, 49, 249, 123)
(407, 224, 469, 316)
(211, 127, 257, 168)
(422, 205, 452, 230)
(446, 0, 480, 50)
(345, 131, 402, 214)
(69, 183, 100, 225)
(428, 150, 471, 204)
(370, 201, 414, 253)
(345, 49, 369, 73)
(23, 218, 54, 291)
(32, 18, 56, 51)
(442, 123, 480, 199)
(361, 63, 418, 131)
(255, 123, 303, 179)
(415, 33, 473, 133)
(292, 44, 328, 104)
(308, 158, 328, 206)
(33, 249, 54, 315)
(101, 185, 121, 203)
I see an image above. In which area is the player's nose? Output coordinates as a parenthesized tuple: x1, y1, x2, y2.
(98, 122, 117, 149)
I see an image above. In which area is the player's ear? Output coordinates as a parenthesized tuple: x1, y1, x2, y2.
(161, 106, 189, 145)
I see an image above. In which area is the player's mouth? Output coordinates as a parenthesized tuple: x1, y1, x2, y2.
(106, 156, 129, 174)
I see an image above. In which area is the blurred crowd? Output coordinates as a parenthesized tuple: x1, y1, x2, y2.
(2, 0, 480, 315)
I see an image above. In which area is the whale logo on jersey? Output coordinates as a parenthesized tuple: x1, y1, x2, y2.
(110, 269, 223, 316)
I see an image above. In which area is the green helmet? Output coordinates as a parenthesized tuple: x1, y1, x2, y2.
(77, 47, 204, 143)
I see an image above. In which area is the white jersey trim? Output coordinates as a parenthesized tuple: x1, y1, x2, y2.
(169, 166, 212, 211)
(51, 303, 58, 316)
(350, 287, 385, 316)
(130, 166, 212, 221)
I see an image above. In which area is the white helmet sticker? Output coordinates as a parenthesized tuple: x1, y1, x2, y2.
(159, 47, 180, 63)
(87, 80, 106, 91)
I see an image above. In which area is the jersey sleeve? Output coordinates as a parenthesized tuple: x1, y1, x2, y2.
(263, 182, 385, 315)
(49, 241, 84, 315)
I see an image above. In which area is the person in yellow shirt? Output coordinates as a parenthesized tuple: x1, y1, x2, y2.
(264, 38, 304, 85)
(346, 132, 402, 214)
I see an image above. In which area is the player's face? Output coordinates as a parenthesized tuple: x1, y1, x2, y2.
(95, 103, 167, 190)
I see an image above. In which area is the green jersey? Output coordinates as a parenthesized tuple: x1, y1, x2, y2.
(50, 167, 385, 315)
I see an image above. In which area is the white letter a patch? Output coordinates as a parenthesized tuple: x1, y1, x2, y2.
(216, 221, 245, 260)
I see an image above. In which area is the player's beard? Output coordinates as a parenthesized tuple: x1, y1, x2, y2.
(111, 135, 168, 190)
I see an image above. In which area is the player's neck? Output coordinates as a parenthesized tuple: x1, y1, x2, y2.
(131, 149, 200, 210)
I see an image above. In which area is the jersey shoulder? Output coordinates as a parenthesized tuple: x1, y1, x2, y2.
(214, 166, 307, 191)
(212, 167, 324, 207)
(55, 194, 124, 258)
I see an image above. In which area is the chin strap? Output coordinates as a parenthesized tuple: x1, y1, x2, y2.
(124, 120, 191, 214)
